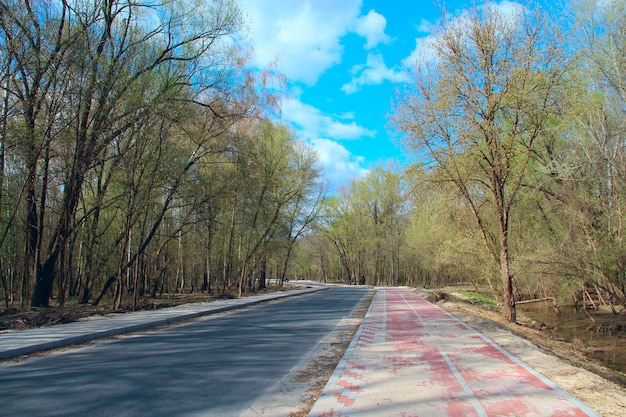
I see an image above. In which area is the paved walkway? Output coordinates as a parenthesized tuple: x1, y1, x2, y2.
(0, 285, 324, 360)
(309, 288, 600, 417)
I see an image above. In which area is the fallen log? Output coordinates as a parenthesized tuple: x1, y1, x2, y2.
(516, 297, 560, 315)
(516, 297, 556, 305)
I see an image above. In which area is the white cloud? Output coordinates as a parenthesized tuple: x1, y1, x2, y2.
(310, 138, 369, 188)
(239, 0, 362, 85)
(416, 18, 433, 33)
(355, 10, 391, 49)
(279, 95, 372, 189)
(234, 1, 385, 189)
(282, 97, 376, 140)
(402, 37, 437, 69)
(488, 0, 524, 19)
(342, 53, 408, 94)
(239, 1, 397, 86)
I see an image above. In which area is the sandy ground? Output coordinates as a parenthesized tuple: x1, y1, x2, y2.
(436, 297, 626, 417)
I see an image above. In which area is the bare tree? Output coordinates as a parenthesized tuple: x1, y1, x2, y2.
(0, 0, 255, 307)
(548, 0, 626, 309)
(392, 3, 569, 322)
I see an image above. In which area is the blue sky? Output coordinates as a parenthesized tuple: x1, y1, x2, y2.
(237, 0, 534, 190)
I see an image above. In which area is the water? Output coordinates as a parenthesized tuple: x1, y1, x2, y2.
(518, 303, 626, 375)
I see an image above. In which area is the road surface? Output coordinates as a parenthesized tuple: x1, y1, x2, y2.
(0, 287, 370, 417)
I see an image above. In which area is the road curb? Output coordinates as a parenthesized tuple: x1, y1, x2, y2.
(0, 285, 327, 360)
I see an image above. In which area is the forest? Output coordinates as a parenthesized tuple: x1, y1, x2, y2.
(0, 0, 625, 325)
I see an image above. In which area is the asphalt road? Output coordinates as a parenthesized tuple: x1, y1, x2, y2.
(0, 287, 370, 417)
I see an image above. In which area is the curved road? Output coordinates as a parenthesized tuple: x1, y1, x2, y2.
(0, 287, 370, 417)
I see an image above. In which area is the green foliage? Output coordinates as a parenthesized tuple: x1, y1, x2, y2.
(293, 1, 626, 320)
(2, 0, 626, 317)
(459, 291, 497, 307)
(404, 168, 494, 288)
(318, 164, 408, 285)
(391, 2, 573, 321)
(0, 0, 302, 307)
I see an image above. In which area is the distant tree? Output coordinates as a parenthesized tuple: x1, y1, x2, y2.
(322, 194, 361, 285)
(392, 3, 569, 322)
(230, 121, 322, 296)
(274, 140, 325, 286)
(351, 165, 406, 286)
(320, 165, 407, 286)
(404, 166, 493, 289)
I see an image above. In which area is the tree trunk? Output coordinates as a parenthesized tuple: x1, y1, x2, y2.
(58, 243, 66, 306)
(500, 223, 516, 323)
(279, 240, 296, 286)
(24, 169, 38, 307)
(237, 264, 246, 298)
(205, 222, 212, 293)
(113, 268, 123, 309)
(32, 158, 86, 307)
(31, 257, 55, 308)
(1, 258, 8, 309)
(0, 83, 7, 309)
(319, 247, 328, 283)
(258, 257, 266, 290)
(93, 164, 191, 306)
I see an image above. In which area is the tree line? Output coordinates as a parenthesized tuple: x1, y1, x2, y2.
(1, 0, 625, 325)
(293, 0, 626, 322)
(0, 0, 323, 309)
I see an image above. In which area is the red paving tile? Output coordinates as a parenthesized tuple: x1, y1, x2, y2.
(309, 288, 600, 417)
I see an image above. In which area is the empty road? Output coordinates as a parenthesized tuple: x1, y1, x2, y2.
(0, 287, 370, 417)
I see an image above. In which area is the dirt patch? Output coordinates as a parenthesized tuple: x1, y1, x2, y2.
(419, 288, 626, 417)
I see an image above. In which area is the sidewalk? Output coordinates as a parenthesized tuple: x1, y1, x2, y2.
(0, 285, 325, 361)
(309, 287, 600, 417)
